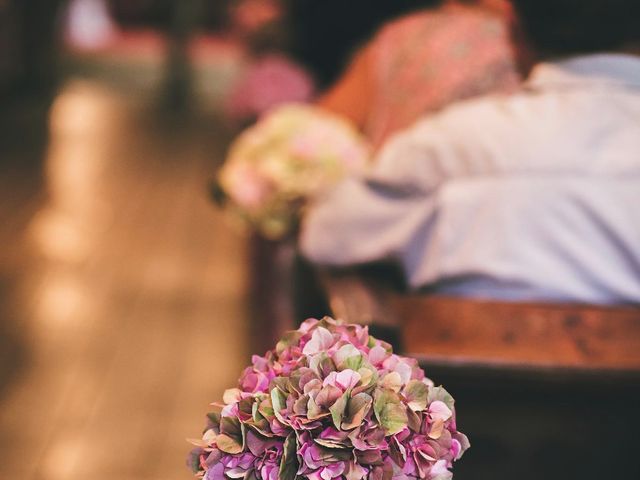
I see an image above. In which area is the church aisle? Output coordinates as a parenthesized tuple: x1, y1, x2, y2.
(0, 80, 250, 480)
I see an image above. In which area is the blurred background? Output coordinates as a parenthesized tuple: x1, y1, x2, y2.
(0, 1, 430, 479)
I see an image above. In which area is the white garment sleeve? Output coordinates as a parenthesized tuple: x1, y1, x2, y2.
(299, 117, 454, 266)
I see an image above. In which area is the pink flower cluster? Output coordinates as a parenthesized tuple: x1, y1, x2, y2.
(218, 104, 370, 239)
(188, 318, 469, 480)
(225, 55, 316, 123)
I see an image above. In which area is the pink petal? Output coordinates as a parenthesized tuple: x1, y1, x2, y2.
(204, 463, 226, 480)
(429, 401, 453, 423)
(303, 327, 335, 355)
(368, 346, 388, 365)
(322, 463, 345, 480)
(335, 369, 361, 390)
(429, 460, 451, 477)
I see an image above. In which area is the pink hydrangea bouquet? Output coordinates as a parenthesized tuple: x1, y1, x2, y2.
(187, 318, 469, 480)
(217, 104, 370, 239)
(225, 55, 316, 123)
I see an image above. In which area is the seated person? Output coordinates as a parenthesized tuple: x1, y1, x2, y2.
(319, 0, 523, 148)
(300, 0, 640, 304)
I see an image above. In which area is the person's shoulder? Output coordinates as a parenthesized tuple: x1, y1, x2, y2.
(373, 9, 441, 45)
(371, 90, 533, 183)
(398, 82, 640, 176)
(376, 3, 509, 40)
(382, 9, 439, 31)
(408, 89, 534, 143)
(377, 88, 551, 179)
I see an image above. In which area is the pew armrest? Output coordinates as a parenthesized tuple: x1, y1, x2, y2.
(316, 268, 399, 328)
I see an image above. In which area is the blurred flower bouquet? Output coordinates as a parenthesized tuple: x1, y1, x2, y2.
(225, 55, 316, 123)
(216, 104, 370, 239)
(187, 318, 469, 480)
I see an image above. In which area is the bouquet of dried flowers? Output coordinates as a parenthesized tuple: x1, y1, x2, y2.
(188, 318, 469, 480)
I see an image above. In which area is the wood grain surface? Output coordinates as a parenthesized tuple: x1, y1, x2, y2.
(399, 296, 640, 373)
(319, 269, 640, 374)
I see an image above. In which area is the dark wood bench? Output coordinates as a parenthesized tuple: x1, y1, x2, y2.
(319, 268, 640, 375)
(315, 267, 640, 480)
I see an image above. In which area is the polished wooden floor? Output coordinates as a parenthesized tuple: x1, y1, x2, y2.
(0, 79, 251, 480)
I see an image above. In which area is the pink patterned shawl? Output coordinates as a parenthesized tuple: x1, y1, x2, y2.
(365, 4, 520, 147)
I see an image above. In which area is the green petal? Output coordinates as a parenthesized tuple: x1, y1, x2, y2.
(374, 390, 408, 435)
(279, 433, 299, 480)
(220, 416, 242, 436)
(272, 377, 292, 394)
(258, 397, 275, 420)
(207, 411, 221, 427)
(307, 395, 329, 420)
(406, 407, 422, 432)
(335, 344, 364, 371)
(404, 380, 429, 412)
(381, 372, 403, 393)
(270, 387, 287, 423)
(216, 433, 244, 454)
(309, 352, 337, 378)
(293, 394, 309, 415)
(353, 365, 378, 395)
(343, 355, 366, 372)
(342, 393, 372, 430)
(427, 386, 455, 411)
(276, 331, 303, 355)
(245, 419, 274, 437)
(314, 438, 350, 450)
(329, 391, 349, 430)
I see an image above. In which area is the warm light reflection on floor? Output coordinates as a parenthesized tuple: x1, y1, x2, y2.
(35, 271, 90, 332)
(29, 209, 92, 263)
(42, 436, 84, 480)
(0, 78, 249, 480)
(30, 81, 119, 264)
(49, 80, 119, 136)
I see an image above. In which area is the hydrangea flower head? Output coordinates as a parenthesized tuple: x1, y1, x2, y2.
(218, 105, 370, 239)
(188, 318, 469, 480)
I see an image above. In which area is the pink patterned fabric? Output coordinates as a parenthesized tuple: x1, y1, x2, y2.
(365, 4, 520, 147)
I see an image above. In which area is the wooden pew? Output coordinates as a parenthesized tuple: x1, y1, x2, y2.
(399, 295, 640, 375)
(318, 268, 640, 373)
(316, 267, 640, 480)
